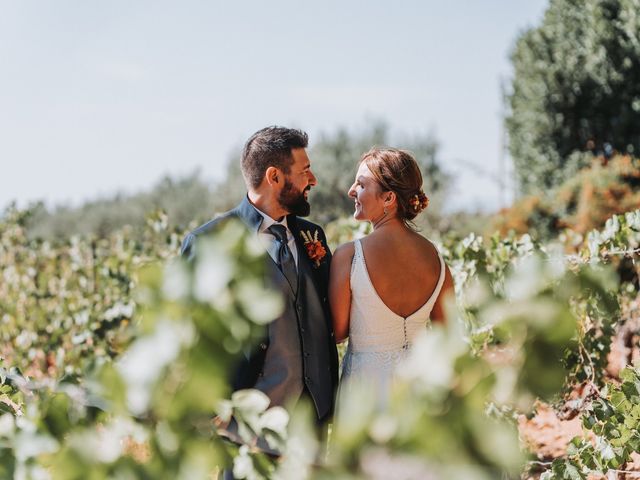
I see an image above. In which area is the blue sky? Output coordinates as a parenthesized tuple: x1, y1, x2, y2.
(0, 0, 548, 212)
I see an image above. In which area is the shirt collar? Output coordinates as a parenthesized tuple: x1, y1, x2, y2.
(252, 205, 289, 234)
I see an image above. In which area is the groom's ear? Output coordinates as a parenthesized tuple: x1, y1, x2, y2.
(265, 166, 280, 187)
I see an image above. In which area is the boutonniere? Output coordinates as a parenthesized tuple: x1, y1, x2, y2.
(300, 230, 327, 267)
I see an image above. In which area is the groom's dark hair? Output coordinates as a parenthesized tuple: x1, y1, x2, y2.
(241, 126, 309, 189)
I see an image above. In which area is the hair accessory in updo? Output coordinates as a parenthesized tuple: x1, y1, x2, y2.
(409, 191, 429, 213)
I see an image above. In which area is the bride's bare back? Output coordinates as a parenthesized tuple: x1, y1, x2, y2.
(360, 228, 442, 318)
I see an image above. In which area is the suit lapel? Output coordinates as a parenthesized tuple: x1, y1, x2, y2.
(235, 196, 297, 297)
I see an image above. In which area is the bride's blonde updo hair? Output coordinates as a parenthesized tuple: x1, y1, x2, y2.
(360, 147, 429, 226)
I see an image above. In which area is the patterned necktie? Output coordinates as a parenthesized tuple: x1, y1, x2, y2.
(267, 224, 298, 295)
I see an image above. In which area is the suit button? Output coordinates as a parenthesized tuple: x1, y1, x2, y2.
(259, 343, 267, 351)
(304, 376, 310, 382)
(300, 327, 306, 333)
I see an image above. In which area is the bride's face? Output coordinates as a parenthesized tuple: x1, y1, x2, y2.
(348, 162, 385, 221)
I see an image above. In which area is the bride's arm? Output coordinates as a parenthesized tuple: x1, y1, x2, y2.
(430, 264, 455, 325)
(328, 242, 355, 343)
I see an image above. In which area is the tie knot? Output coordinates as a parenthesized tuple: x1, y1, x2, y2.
(267, 224, 289, 243)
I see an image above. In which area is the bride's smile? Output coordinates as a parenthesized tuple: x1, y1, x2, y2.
(348, 163, 387, 222)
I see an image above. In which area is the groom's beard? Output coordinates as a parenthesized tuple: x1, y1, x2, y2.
(279, 179, 311, 217)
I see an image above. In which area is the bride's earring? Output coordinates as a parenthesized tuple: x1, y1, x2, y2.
(383, 195, 392, 216)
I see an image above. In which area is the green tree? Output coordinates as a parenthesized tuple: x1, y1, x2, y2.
(506, 0, 640, 194)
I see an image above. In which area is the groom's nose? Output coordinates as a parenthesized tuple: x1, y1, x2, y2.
(308, 169, 317, 187)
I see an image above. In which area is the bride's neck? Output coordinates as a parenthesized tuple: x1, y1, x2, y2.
(371, 214, 403, 231)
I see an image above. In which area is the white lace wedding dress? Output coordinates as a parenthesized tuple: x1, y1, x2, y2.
(339, 239, 446, 408)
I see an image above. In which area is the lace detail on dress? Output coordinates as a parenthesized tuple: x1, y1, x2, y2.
(342, 344, 409, 378)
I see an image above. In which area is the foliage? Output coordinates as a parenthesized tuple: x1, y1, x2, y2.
(0, 219, 288, 479)
(2, 202, 640, 478)
(0, 206, 186, 379)
(542, 367, 640, 479)
(506, 0, 640, 193)
(493, 154, 640, 239)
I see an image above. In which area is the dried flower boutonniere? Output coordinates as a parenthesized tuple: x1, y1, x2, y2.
(300, 230, 327, 267)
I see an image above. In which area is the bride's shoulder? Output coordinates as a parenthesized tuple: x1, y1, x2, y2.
(410, 231, 439, 253)
(331, 241, 356, 266)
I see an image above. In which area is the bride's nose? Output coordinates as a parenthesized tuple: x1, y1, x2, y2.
(348, 184, 356, 197)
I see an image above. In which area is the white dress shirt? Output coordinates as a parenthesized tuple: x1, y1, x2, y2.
(253, 206, 299, 268)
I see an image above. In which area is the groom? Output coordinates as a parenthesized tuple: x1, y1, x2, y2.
(181, 126, 339, 428)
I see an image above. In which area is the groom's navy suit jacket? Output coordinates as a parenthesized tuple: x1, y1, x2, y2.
(181, 197, 339, 421)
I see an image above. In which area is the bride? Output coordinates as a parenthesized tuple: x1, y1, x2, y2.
(329, 147, 454, 406)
